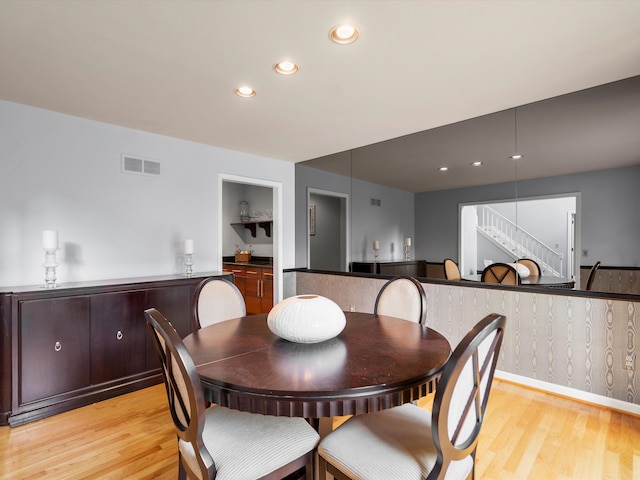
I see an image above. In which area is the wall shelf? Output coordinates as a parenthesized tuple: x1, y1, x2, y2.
(231, 220, 272, 238)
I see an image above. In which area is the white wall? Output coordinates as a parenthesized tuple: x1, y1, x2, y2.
(0, 100, 295, 287)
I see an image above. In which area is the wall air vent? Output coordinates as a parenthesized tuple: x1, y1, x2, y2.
(121, 155, 161, 177)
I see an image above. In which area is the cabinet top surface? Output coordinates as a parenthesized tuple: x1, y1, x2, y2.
(0, 271, 229, 295)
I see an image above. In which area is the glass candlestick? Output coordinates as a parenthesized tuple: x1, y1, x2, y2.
(184, 253, 193, 277)
(43, 249, 58, 288)
(404, 244, 411, 261)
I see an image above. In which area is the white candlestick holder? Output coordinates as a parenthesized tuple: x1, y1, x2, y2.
(184, 253, 193, 277)
(43, 249, 59, 288)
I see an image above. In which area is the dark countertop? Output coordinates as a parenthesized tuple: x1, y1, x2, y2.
(222, 256, 273, 268)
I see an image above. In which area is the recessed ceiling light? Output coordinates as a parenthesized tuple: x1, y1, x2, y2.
(438, 167, 448, 172)
(511, 154, 523, 160)
(234, 86, 256, 98)
(471, 161, 483, 166)
(273, 60, 299, 75)
(329, 24, 360, 44)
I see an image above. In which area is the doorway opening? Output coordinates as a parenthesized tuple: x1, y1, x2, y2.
(219, 174, 282, 304)
(307, 188, 350, 272)
(459, 193, 580, 282)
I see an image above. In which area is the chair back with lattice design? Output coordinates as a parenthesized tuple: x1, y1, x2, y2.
(481, 263, 520, 285)
(429, 313, 506, 480)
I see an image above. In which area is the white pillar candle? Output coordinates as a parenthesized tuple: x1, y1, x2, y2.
(184, 239, 194, 254)
(42, 230, 58, 250)
(404, 237, 411, 246)
(373, 240, 380, 250)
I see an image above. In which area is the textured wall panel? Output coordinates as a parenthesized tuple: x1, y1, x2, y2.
(288, 271, 639, 406)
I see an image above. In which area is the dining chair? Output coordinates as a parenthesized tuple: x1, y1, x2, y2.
(585, 261, 601, 290)
(192, 277, 246, 331)
(374, 276, 427, 325)
(318, 313, 506, 480)
(443, 258, 461, 281)
(516, 258, 541, 277)
(481, 262, 521, 285)
(145, 308, 319, 480)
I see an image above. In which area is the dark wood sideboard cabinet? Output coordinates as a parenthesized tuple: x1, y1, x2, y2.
(0, 272, 228, 427)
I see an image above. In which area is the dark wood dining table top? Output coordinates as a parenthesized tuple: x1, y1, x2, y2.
(182, 311, 451, 419)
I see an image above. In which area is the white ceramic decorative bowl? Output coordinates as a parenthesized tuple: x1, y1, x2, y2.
(267, 295, 346, 343)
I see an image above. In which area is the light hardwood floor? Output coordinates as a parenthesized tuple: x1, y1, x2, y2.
(1, 380, 639, 479)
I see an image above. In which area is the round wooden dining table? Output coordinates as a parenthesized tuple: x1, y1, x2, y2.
(182, 311, 451, 421)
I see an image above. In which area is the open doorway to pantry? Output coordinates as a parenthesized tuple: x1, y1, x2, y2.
(219, 174, 282, 308)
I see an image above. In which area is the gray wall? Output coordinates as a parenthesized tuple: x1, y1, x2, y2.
(0, 100, 296, 287)
(415, 165, 640, 267)
(295, 164, 415, 268)
(294, 165, 351, 268)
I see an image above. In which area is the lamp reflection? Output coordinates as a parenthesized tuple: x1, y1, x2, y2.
(268, 337, 347, 386)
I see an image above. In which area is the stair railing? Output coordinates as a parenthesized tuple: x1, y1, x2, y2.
(477, 205, 564, 276)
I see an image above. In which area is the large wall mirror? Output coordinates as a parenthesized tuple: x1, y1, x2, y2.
(295, 75, 640, 297)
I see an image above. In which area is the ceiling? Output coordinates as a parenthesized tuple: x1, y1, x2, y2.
(1, 1, 640, 191)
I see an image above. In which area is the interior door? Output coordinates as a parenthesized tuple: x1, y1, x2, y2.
(308, 189, 349, 272)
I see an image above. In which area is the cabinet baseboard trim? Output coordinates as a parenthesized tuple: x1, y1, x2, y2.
(7, 373, 163, 427)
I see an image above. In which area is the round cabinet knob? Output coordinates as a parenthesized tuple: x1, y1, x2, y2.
(116, 330, 123, 340)
(54, 341, 62, 352)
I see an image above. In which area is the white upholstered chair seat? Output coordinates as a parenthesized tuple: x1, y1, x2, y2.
(318, 403, 473, 480)
(181, 406, 320, 480)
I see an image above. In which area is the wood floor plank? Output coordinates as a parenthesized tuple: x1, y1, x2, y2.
(1, 380, 639, 479)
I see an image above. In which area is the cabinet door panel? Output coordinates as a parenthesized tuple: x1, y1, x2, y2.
(145, 286, 191, 370)
(244, 277, 261, 315)
(90, 292, 146, 384)
(20, 297, 91, 404)
(262, 269, 274, 312)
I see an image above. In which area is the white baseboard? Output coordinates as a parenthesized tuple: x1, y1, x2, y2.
(495, 370, 640, 417)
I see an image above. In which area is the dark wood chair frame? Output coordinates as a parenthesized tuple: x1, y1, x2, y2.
(374, 275, 428, 325)
(481, 262, 521, 285)
(145, 308, 313, 480)
(585, 261, 601, 291)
